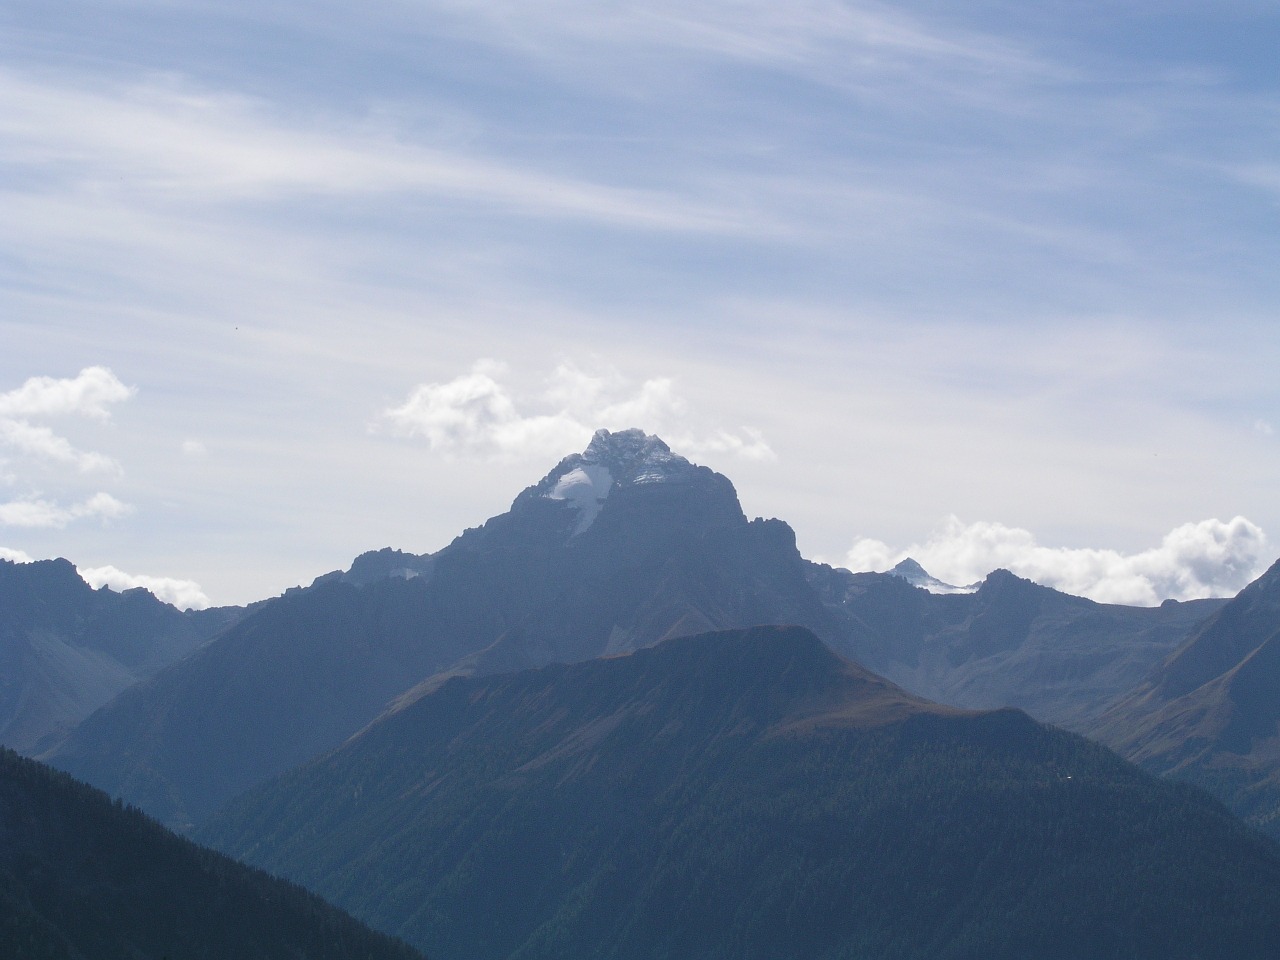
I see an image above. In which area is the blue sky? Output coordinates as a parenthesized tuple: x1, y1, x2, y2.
(1, 0, 1277, 606)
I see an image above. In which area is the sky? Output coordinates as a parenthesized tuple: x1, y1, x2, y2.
(1, 0, 1278, 609)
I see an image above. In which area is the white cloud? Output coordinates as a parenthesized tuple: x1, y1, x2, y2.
(0, 419, 119, 473)
(78, 564, 211, 611)
(380, 361, 588, 458)
(0, 367, 132, 474)
(379, 360, 774, 461)
(1255, 419, 1274, 437)
(0, 369, 134, 535)
(675, 426, 776, 462)
(0, 546, 34, 563)
(0, 492, 132, 529)
(843, 515, 1270, 605)
(181, 439, 208, 456)
(0, 366, 134, 420)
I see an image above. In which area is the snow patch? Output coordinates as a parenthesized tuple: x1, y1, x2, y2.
(547, 464, 613, 533)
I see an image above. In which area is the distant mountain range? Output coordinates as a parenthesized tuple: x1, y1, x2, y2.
(197, 625, 1280, 960)
(32, 429, 1280, 840)
(808, 562, 1225, 728)
(0, 557, 241, 753)
(0, 747, 423, 960)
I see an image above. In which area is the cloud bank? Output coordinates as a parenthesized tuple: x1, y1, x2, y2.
(844, 515, 1270, 606)
(379, 361, 775, 462)
(78, 564, 211, 611)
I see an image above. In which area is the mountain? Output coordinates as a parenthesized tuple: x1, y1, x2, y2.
(45, 429, 843, 828)
(808, 563, 1223, 728)
(0, 558, 240, 753)
(0, 747, 424, 960)
(45, 430, 1226, 829)
(41, 575, 499, 830)
(198, 625, 1280, 960)
(886, 556, 976, 594)
(1090, 559, 1280, 836)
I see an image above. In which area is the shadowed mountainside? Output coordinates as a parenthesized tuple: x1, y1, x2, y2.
(199, 625, 1280, 960)
(1090, 559, 1280, 836)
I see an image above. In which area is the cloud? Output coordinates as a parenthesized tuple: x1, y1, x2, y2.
(181, 439, 208, 456)
(675, 427, 776, 462)
(418, 0, 1039, 84)
(379, 360, 774, 461)
(0, 365, 135, 420)
(0, 546, 34, 563)
(0, 419, 119, 473)
(0, 369, 134, 534)
(380, 361, 587, 457)
(0, 68, 746, 235)
(0, 367, 133, 474)
(0, 493, 132, 529)
(1256, 419, 1274, 437)
(77, 564, 211, 611)
(843, 515, 1270, 605)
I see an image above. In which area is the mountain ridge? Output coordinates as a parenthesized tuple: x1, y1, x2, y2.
(44, 429, 1251, 832)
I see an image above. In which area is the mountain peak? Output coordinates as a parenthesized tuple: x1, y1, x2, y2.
(578, 428, 693, 484)
(890, 557, 929, 579)
(887, 557, 978, 595)
(530, 428, 704, 534)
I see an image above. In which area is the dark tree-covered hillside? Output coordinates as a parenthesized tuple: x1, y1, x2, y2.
(0, 748, 423, 960)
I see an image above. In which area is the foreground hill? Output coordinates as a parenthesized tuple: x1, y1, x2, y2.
(0, 748, 423, 960)
(0, 558, 240, 753)
(200, 626, 1280, 960)
(1091, 559, 1280, 836)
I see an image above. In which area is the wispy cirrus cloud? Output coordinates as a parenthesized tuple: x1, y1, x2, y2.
(844, 515, 1270, 605)
(0, 67, 748, 234)
(411, 0, 1041, 81)
(378, 360, 775, 462)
